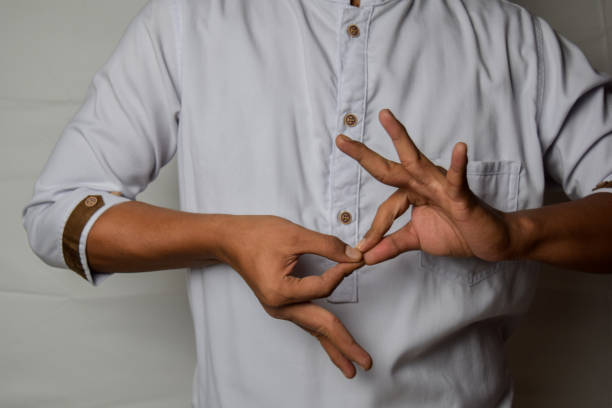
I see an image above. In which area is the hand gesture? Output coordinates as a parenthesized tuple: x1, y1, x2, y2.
(217, 215, 372, 377)
(336, 109, 519, 265)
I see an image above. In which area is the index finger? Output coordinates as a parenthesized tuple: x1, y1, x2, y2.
(281, 302, 372, 372)
(281, 261, 364, 303)
(335, 134, 408, 188)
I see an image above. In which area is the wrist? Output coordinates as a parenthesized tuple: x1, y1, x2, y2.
(194, 213, 236, 266)
(503, 210, 539, 261)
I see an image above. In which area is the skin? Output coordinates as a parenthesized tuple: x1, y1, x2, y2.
(88, 209, 371, 378)
(336, 108, 612, 273)
(88, 107, 612, 380)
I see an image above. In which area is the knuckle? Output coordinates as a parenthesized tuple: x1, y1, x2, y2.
(261, 285, 286, 308)
(388, 234, 403, 253)
(403, 157, 421, 172)
(375, 170, 389, 185)
(310, 329, 325, 340)
(378, 199, 393, 214)
(383, 160, 395, 174)
(265, 306, 284, 319)
(312, 315, 338, 339)
(354, 146, 365, 161)
(325, 314, 342, 332)
(315, 274, 335, 297)
(406, 176, 421, 191)
(321, 282, 335, 298)
(325, 233, 343, 247)
(314, 324, 330, 339)
(286, 231, 303, 249)
(399, 159, 412, 168)
(343, 335, 358, 350)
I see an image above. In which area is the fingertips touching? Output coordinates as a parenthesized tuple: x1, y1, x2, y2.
(345, 245, 363, 261)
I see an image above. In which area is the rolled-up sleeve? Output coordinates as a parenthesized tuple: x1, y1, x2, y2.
(22, 0, 182, 285)
(534, 15, 612, 199)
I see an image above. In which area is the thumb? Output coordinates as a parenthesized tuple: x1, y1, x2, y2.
(298, 228, 362, 263)
(356, 189, 411, 253)
(446, 142, 469, 200)
(363, 223, 420, 265)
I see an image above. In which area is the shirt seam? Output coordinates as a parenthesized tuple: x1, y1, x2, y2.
(330, 6, 345, 234)
(533, 15, 545, 135)
(355, 6, 374, 247)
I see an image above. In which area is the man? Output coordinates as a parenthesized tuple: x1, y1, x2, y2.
(22, 0, 612, 406)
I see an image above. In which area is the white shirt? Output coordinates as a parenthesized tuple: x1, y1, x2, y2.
(22, 0, 612, 406)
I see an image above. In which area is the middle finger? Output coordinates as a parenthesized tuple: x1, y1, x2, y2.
(379, 108, 422, 165)
(336, 134, 408, 188)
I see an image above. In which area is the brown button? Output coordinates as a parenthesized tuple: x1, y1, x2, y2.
(593, 180, 612, 191)
(347, 24, 360, 37)
(344, 113, 358, 127)
(338, 211, 352, 225)
(84, 196, 98, 208)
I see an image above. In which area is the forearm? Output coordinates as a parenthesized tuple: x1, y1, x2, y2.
(508, 192, 612, 273)
(86, 201, 228, 274)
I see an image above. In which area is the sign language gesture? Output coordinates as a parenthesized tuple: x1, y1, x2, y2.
(217, 215, 372, 377)
(336, 109, 521, 266)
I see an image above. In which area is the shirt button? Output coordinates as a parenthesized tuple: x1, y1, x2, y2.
(347, 24, 360, 38)
(84, 196, 98, 208)
(338, 210, 353, 225)
(344, 113, 358, 127)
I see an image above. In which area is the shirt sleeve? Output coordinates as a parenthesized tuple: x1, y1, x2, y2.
(534, 15, 612, 199)
(22, 0, 182, 286)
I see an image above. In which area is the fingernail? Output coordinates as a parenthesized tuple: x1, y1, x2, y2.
(356, 239, 366, 252)
(337, 133, 352, 142)
(345, 245, 362, 261)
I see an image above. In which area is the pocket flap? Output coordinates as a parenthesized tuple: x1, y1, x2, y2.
(422, 159, 522, 286)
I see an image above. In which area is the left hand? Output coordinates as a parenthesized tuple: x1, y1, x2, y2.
(335, 108, 521, 265)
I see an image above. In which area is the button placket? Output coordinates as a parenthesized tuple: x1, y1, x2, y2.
(328, 6, 373, 303)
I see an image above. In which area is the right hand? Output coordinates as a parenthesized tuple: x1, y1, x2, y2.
(215, 215, 372, 378)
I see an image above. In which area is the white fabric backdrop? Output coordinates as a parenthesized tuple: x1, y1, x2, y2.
(1, 0, 610, 406)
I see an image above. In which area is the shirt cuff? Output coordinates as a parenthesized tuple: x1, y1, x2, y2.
(61, 191, 131, 285)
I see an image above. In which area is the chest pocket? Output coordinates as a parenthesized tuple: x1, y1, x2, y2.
(419, 160, 522, 286)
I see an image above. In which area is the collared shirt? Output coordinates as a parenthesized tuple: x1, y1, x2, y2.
(22, 0, 612, 406)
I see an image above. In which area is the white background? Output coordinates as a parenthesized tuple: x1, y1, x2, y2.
(1, 0, 610, 406)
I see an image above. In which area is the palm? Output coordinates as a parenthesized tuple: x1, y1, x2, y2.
(336, 108, 514, 264)
(409, 205, 471, 257)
